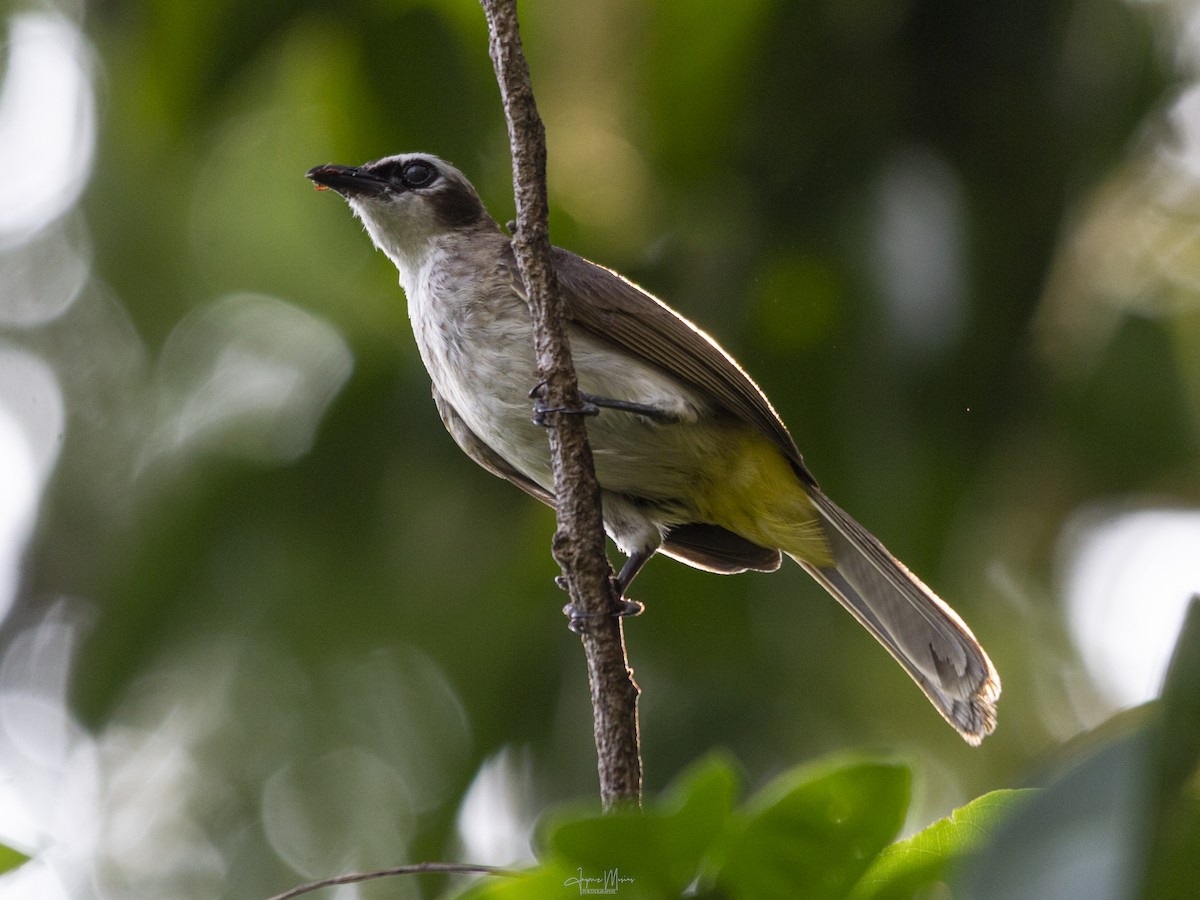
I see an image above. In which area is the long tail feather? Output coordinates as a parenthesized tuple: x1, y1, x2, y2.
(793, 490, 1000, 744)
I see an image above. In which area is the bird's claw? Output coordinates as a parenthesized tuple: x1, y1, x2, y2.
(529, 382, 600, 426)
(563, 598, 645, 634)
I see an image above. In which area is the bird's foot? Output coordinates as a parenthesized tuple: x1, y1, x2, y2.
(563, 597, 645, 634)
(528, 382, 600, 426)
(529, 383, 677, 426)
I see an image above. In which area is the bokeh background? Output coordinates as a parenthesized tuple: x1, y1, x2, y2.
(2, 0, 1199, 897)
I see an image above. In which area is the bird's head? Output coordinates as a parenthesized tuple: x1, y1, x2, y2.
(307, 153, 494, 271)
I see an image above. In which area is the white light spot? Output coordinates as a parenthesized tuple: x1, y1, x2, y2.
(1063, 506, 1200, 707)
(261, 748, 414, 879)
(0, 14, 96, 245)
(456, 746, 535, 867)
(869, 147, 968, 358)
(147, 294, 353, 467)
(0, 347, 63, 623)
(0, 216, 91, 328)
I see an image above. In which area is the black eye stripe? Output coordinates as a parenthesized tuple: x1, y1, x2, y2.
(363, 159, 439, 190)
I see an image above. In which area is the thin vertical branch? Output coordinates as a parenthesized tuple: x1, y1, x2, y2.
(479, 0, 642, 809)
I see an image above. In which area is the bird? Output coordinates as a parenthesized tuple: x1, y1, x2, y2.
(306, 152, 1000, 743)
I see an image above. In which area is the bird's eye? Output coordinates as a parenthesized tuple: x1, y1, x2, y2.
(401, 160, 437, 189)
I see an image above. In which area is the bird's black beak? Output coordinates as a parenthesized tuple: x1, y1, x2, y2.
(306, 164, 388, 198)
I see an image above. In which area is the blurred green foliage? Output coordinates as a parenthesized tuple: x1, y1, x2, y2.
(455, 753, 1026, 900)
(3, 0, 1200, 897)
(460, 754, 916, 900)
(455, 605, 1200, 899)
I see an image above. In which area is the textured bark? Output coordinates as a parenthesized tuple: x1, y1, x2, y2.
(480, 0, 642, 809)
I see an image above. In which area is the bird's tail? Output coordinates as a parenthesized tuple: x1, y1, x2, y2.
(791, 490, 1000, 744)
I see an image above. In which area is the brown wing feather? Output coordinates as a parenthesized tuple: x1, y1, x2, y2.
(501, 244, 816, 486)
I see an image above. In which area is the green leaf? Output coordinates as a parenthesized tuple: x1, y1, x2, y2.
(953, 728, 1153, 900)
(1157, 597, 1200, 797)
(542, 754, 740, 896)
(712, 757, 911, 900)
(455, 756, 739, 900)
(452, 863, 589, 900)
(847, 788, 1036, 900)
(0, 844, 29, 876)
(1144, 596, 1200, 900)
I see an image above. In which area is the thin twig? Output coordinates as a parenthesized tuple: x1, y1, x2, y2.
(478, 0, 643, 809)
(265, 862, 513, 900)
